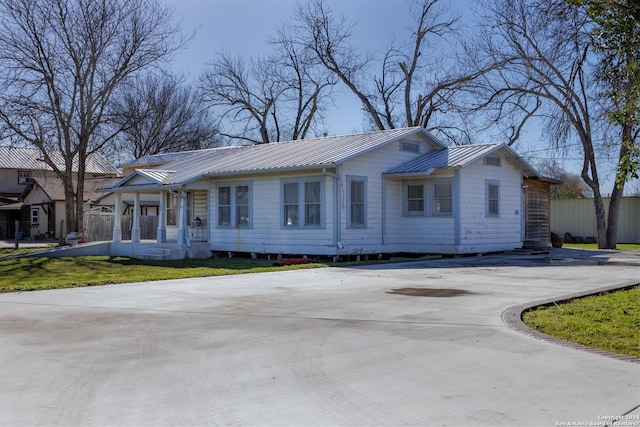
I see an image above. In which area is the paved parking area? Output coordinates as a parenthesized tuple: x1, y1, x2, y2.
(0, 248, 639, 426)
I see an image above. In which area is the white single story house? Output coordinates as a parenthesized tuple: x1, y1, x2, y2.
(98, 127, 552, 260)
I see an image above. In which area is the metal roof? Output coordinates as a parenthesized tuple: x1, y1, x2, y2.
(162, 127, 442, 185)
(385, 143, 541, 178)
(0, 146, 119, 175)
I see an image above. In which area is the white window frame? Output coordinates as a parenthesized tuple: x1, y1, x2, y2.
(216, 182, 252, 228)
(433, 181, 453, 215)
(31, 207, 39, 224)
(400, 140, 420, 153)
(403, 179, 454, 217)
(483, 156, 502, 167)
(18, 170, 32, 184)
(281, 177, 324, 229)
(347, 175, 367, 228)
(404, 182, 426, 216)
(486, 180, 500, 217)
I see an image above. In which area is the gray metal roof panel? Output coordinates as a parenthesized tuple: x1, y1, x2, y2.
(0, 146, 118, 175)
(385, 143, 501, 174)
(163, 127, 436, 184)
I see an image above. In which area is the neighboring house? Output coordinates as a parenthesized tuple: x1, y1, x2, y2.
(20, 177, 117, 239)
(99, 127, 554, 260)
(0, 146, 119, 239)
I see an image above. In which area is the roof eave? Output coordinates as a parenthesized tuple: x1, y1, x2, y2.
(202, 163, 336, 178)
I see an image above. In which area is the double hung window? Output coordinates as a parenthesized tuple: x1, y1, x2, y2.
(403, 180, 453, 217)
(282, 178, 323, 228)
(217, 183, 252, 228)
(348, 176, 366, 228)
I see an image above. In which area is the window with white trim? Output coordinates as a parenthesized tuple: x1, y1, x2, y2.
(347, 176, 367, 228)
(403, 180, 454, 217)
(483, 156, 501, 166)
(217, 182, 251, 228)
(31, 207, 39, 224)
(406, 183, 425, 216)
(433, 182, 452, 215)
(18, 171, 32, 184)
(400, 140, 420, 153)
(486, 180, 500, 217)
(166, 193, 178, 225)
(282, 177, 323, 228)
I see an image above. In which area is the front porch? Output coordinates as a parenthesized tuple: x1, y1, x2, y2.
(99, 189, 210, 260)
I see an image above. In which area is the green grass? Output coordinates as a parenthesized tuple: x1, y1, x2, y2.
(563, 243, 640, 250)
(523, 285, 640, 358)
(0, 256, 327, 293)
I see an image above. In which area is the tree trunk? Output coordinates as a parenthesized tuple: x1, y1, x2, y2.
(605, 122, 633, 248)
(592, 194, 608, 248)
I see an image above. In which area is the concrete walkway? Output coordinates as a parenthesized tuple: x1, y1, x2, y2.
(0, 248, 638, 426)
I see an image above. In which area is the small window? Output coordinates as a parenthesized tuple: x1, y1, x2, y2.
(400, 140, 420, 153)
(217, 183, 252, 228)
(407, 184, 425, 215)
(484, 156, 501, 166)
(348, 176, 366, 228)
(18, 171, 32, 184)
(486, 181, 500, 217)
(433, 182, 452, 215)
(31, 207, 39, 224)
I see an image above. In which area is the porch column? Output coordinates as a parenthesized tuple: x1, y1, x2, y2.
(157, 191, 166, 243)
(177, 191, 187, 245)
(112, 192, 122, 242)
(131, 192, 141, 243)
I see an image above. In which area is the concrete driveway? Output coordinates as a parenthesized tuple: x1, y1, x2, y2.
(0, 248, 638, 426)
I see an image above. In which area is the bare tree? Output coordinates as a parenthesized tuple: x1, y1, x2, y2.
(0, 0, 182, 233)
(472, 0, 631, 248)
(537, 159, 590, 199)
(291, 0, 493, 143)
(111, 74, 219, 159)
(199, 35, 336, 144)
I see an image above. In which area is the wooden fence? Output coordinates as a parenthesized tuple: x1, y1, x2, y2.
(85, 213, 159, 242)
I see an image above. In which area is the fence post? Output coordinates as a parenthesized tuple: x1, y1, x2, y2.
(14, 220, 19, 250)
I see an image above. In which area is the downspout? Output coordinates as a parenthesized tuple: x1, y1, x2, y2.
(170, 189, 191, 248)
(322, 167, 341, 250)
(454, 168, 461, 246)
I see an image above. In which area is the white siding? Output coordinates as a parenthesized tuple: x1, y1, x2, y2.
(337, 139, 439, 254)
(208, 172, 336, 255)
(458, 158, 524, 252)
(383, 171, 456, 253)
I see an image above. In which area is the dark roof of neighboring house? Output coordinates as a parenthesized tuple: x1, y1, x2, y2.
(0, 146, 119, 175)
(21, 177, 118, 203)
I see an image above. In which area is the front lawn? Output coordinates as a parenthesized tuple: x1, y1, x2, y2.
(0, 256, 326, 293)
(522, 285, 640, 358)
(562, 243, 640, 250)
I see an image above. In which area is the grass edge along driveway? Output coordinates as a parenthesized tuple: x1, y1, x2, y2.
(522, 285, 640, 359)
(0, 255, 326, 293)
